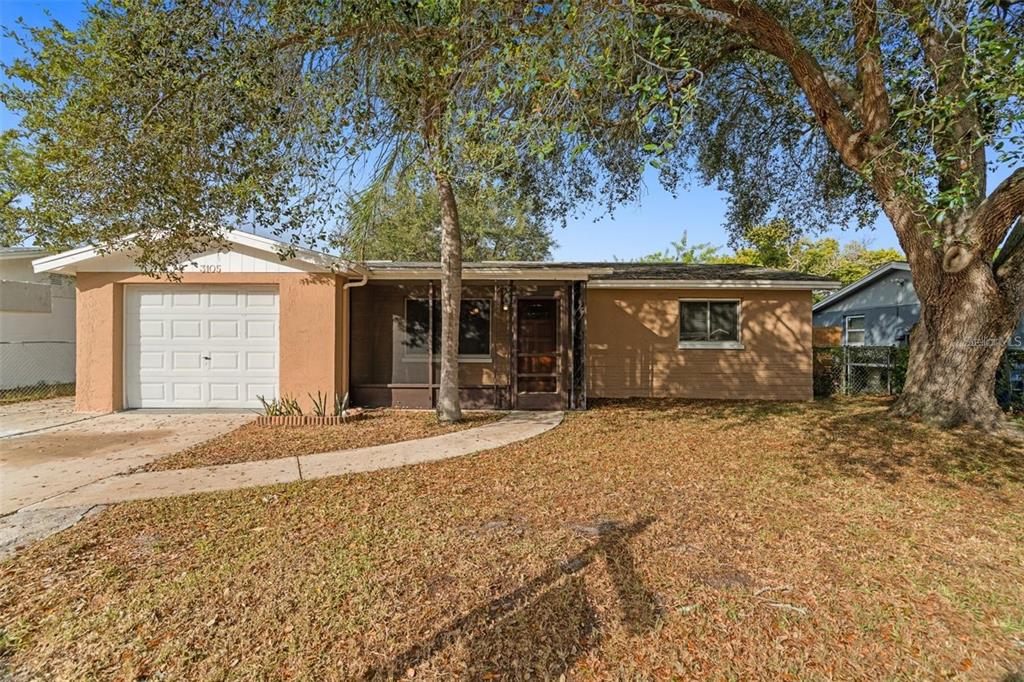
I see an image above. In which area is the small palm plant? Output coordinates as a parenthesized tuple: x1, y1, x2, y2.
(257, 395, 283, 416)
(335, 392, 350, 422)
(308, 391, 329, 418)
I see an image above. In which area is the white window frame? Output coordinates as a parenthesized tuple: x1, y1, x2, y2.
(677, 299, 744, 349)
(402, 296, 493, 362)
(844, 315, 866, 346)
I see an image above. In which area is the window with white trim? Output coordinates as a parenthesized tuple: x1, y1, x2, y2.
(404, 298, 491, 358)
(844, 315, 866, 346)
(678, 300, 741, 348)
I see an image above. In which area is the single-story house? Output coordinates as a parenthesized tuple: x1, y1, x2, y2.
(1, 247, 76, 391)
(33, 230, 839, 413)
(813, 261, 1024, 347)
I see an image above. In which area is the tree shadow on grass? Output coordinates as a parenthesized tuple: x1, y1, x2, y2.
(591, 397, 1024, 488)
(587, 397, 833, 436)
(789, 402, 1024, 488)
(589, 397, 810, 423)
(360, 517, 660, 680)
(461, 574, 599, 679)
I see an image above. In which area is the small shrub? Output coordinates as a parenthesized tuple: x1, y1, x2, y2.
(308, 391, 328, 418)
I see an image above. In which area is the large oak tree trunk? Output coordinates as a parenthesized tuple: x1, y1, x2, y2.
(892, 260, 1017, 430)
(435, 171, 463, 423)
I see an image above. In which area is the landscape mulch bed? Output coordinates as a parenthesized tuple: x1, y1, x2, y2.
(1, 398, 1023, 679)
(143, 409, 503, 471)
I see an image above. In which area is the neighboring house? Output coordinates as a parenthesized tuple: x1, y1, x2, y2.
(0, 247, 76, 391)
(33, 230, 839, 413)
(813, 261, 1024, 347)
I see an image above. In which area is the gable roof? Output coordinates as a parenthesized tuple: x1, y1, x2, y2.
(32, 230, 365, 276)
(812, 261, 910, 312)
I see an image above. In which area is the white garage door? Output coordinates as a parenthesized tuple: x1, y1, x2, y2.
(124, 286, 279, 409)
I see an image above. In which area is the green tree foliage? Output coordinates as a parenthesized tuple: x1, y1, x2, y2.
(601, 1, 1024, 429)
(727, 221, 904, 286)
(341, 171, 554, 262)
(634, 231, 723, 264)
(1, 1, 626, 421)
(641, 224, 903, 288)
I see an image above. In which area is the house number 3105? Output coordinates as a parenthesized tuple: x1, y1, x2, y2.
(198, 264, 222, 273)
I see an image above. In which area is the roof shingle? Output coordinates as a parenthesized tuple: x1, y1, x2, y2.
(366, 260, 832, 283)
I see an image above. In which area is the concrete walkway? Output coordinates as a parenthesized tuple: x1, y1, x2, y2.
(25, 411, 562, 511)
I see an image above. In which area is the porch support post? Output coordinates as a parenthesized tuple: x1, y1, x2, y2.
(570, 280, 587, 410)
(510, 281, 518, 409)
(428, 280, 435, 408)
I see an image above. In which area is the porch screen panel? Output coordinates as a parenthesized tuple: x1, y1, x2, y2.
(393, 296, 493, 384)
(392, 298, 431, 384)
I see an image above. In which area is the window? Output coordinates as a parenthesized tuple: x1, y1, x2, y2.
(458, 300, 491, 356)
(845, 315, 866, 346)
(404, 298, 491, 358)
(678, 300, 741, 348)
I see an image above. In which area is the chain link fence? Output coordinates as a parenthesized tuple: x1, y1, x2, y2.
(0, 340, 76, 404)
(997, 349, 1024, 412)
(813, 345, 1024, 412)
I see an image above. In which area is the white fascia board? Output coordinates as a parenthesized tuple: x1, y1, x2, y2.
(367, 268, 611, 281)
(32, 243, 112, 274)
(812, 261, 909, 312)
(588, 279, 841, 290)
(32, 229, 366, 276)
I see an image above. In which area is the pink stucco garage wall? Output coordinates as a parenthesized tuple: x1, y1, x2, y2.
(74, 272, 349, 412)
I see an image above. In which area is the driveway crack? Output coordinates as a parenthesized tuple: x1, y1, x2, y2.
(0, 412, 106, 440)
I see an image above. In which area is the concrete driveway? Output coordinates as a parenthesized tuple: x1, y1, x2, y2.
(0, 397, 90, 438)
(1, 399, 252, 514)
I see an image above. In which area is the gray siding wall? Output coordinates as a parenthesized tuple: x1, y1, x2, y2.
(814, 267, 1024, 347)
(814, 269, 917, 345)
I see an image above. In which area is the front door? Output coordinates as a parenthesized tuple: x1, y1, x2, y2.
(515, 298, 562, 409)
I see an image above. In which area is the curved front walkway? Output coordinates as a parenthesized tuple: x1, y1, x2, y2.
(25, 411, 563, 511)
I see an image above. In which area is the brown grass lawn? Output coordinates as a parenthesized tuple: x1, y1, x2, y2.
(2, 398, 1023, 680)
(145, 410, 503, 471)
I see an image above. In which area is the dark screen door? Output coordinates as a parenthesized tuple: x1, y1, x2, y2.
(516, 298, 561, 409)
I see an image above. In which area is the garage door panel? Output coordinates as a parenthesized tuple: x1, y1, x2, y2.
(209, 319, 240, 339)
(137, 291, 165, 307)
(209, 383, 239, 402)
(208, 291, 240, 307)
(137, 351, 165, 370)
(125, 286, 278, 409)
(171, 351, 204, 371)
(171, 383, 204, 402)
(246, 351, 276, 371)
(209, 351, 240, 370)
(169, 291, 202, 307)
(137, 320, 165, 339)
(247, 384, 276, 402)
(245, 319, 276, 340)
(170, 319, 203, 340)
(139, 384, 166, 401)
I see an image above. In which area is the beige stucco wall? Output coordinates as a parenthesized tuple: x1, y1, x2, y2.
(74, 272, 347, 413)
(586, 287, 814, 401)
(76, 276, 123, 411)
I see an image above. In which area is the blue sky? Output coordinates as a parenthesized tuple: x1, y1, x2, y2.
(3, 0, 1013, 261)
